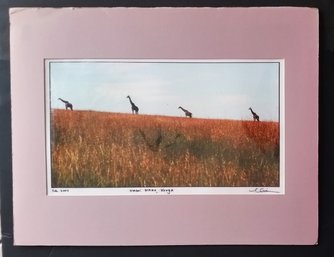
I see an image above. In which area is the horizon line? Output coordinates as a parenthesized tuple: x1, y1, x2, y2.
(51, 108, 279, 123)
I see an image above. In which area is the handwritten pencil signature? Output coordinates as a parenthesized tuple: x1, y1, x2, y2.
(249, 188, 280, 193)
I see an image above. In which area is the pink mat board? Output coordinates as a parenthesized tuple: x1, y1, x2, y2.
(10, 7, 318, 245)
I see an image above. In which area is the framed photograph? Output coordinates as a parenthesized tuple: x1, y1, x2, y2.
(45, 59, 284, 196)
(10, 7, 318, 245)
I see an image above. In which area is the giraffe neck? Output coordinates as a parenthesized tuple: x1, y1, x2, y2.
(128, 97, 135, 106)
(59, 98, 67, 103)
(250, 108, 255, 115)
(179, 107, 186, 113)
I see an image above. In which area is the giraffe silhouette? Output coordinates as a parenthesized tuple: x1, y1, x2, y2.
(178, 106, 192, 118)
(58, 98, 73, 110)
(126, 96, 139, 114)
(249, 107, 260, 121)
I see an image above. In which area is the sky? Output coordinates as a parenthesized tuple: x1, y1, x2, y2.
(49, 60, 280, 121)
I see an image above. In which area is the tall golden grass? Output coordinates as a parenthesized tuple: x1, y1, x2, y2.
(51, 109, 279, 188)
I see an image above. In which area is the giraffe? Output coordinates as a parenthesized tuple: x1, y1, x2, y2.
(178, 106, 192, 118)
(58, 98, 73, 110)
(126, 95, 139, 114)
(249, 107, 260, 121)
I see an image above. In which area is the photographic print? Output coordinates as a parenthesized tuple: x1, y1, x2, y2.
(46, 59, 284, 195)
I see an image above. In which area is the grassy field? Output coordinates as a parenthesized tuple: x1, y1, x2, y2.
(50, 109, 279, 188)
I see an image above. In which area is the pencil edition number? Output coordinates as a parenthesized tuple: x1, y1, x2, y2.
(51, 188, 70, 193)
